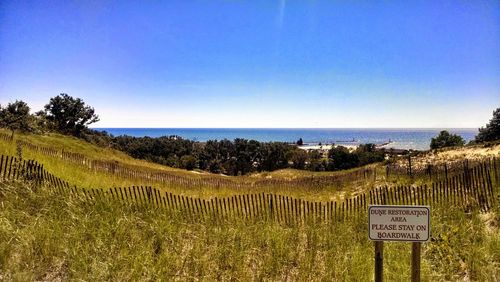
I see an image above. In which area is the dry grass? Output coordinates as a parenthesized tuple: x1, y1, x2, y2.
(0, 130, 499, 280)
(0, 180, 498, 280)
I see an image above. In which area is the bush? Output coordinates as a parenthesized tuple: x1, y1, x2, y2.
(430, 131, 465, 150)
(180, 155, 197, 170)
(327, 146, 359, 171)
(355, 144, 385, 166)
(287, 149, 308, 169)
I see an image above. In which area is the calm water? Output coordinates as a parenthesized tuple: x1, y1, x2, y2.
(95, 128, 478, 151)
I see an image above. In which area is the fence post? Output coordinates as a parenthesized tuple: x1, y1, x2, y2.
(0, 155, 4, 179)
(269, 194, 274, 221)
(408, 155, 413, 178)
(7, 156, 14, 179)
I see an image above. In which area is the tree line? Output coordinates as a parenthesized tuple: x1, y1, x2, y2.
(108, 136, 387, 175)
(1, 94, 499, 175)
(0, 94, 98, 137)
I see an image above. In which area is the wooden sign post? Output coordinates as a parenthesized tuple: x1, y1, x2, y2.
(369, 205, 430, 282)
(374, 241, 384, 282)
(412, 242, 421, 281)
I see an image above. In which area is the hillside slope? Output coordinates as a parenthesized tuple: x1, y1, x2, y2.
(1, 129, 498, 199)
(0, 180, 498, 280)
(0, 130, 381, 199)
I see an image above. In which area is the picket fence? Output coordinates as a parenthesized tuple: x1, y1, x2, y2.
(0, 154, 497, 224)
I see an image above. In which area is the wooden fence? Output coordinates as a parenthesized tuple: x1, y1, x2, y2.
(5, 136, 377, 190)
(386, 156, 499, 182)
(8, 134, 497, 192)
(0, 155, 70, 191)
(0, 131, 14, 142)
(0, 154, 497, 224)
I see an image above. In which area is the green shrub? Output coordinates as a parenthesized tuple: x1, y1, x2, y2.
(430, 130, 465, 149)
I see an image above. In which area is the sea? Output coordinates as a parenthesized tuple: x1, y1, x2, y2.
(94, 128, 478, 151)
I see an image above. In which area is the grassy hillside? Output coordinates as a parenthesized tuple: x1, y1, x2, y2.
(0, 129, 198, 173)
(0, 130, 499, 280)
(0, 180, 498, 280)
(0, 129, 385, 200)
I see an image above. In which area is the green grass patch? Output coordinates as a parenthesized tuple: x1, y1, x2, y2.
(1, 180, 498, 280)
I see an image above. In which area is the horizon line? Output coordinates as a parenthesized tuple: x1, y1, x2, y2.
(91, 127, 479, 130)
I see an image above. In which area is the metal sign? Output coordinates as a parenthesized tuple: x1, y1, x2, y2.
(369, 205, 430, 242)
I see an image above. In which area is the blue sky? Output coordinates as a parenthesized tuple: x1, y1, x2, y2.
(0, 1, 499, 128)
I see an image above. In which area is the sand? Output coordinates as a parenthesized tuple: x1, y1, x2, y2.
(298, 144, 357, 151)
(395, 143, 500, 169)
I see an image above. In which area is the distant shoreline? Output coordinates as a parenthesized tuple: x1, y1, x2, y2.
(297, 140, 412, 152)
(93, 127, 478, 131)
(93, 128, 478, 151)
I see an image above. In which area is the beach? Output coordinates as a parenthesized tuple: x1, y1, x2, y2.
(298, 144, 357, 151)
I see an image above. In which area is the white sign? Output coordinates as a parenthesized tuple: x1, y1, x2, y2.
(369, 205, 430, 242)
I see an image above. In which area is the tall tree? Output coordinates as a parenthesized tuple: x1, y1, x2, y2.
(44, 93, 99, 136)
(475, 108, 500, 142)
(0, 100, 34, 135)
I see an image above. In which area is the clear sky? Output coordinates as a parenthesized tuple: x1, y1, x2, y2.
(0, 1, 499, 128)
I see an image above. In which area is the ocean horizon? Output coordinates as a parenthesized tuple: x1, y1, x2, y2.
(93, 128, 478, 151)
